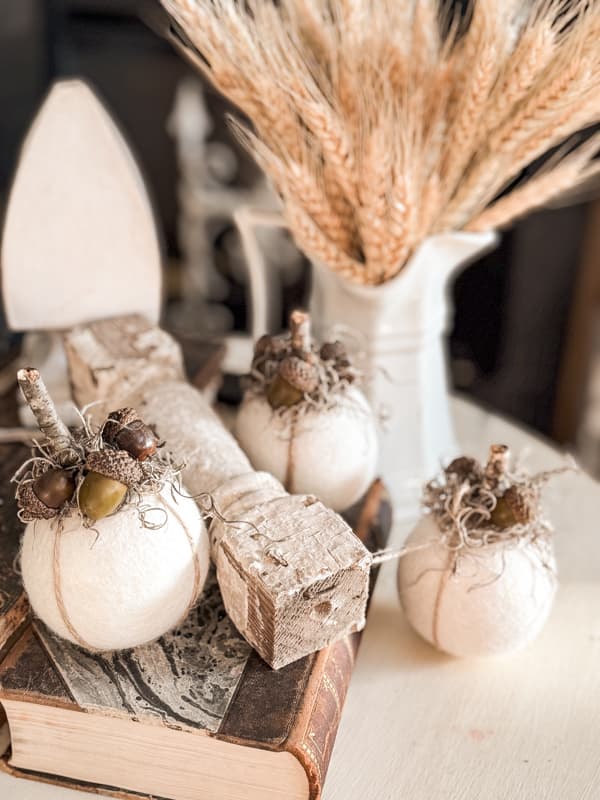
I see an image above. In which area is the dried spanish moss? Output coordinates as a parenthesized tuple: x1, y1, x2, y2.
(13, 403, 184, 529)
(243, 309, 365, 416)
(422, 445, 574, 573)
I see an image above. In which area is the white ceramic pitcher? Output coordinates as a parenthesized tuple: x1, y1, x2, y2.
(236, 210, 498, 515)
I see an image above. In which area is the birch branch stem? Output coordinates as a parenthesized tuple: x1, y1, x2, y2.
(290, 309, 312, 353)
(17, 368, 76, 465)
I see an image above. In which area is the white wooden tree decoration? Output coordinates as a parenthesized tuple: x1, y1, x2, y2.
(2, 80, 162, 426)
(1, 79, 372, 670)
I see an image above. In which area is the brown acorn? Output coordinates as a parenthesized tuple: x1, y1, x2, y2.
(254, 334, 288, 359)
(267, 356, 319, 409)
(17, 483, 59, 520)
(103, 408, 158, 461)
(320, 340, 348, 362)
(16, 467, 76, 520)
(254, 333, 271, 354)
(79, 450, 143, 521)
(32, 468, 75, 509)
(445, 456, 483, 484)
(490, 485, 533, 529)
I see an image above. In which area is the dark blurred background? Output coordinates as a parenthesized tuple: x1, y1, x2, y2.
(1, 0, 599, 454)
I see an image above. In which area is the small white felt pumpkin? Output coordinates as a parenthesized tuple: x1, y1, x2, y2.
(236, 384, 378, 511)
(397, 514, 557, 657)
(21, 486, 210, 651)
(236, 310, 379, 512)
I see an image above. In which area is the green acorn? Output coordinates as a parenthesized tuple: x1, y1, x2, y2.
(79, 450, 143, 521)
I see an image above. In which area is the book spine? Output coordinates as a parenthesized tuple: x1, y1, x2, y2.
(285, 634, 359, 800)
(285, 480, 391, 799)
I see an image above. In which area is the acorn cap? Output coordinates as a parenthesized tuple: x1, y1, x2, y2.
(16, 482, 58, 520)
(103, 407, 142, 442)
(278, 356, 319, 394)
(320, 340, 348, 362)
(85, 449, 143, 487)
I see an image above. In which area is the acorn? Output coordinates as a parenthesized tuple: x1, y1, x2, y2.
(32, 468, 75, 509)
(253, 334, 288, 360)
(320, 340, 348, 363)
(335, 358, 357, 384)
(445, 456, 483, 484)
(103, 408, 158, 462)
(251, 334, 290, 378)
(267, 356, 319, 409)
(79, 450, 143, 521)
(17, 483, 59, 520)
(16, 468, 76, 520)
(490, 485, 533, 529)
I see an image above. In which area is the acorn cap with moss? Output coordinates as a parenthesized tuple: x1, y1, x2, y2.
(279, 356, 319, 393)
(85, 449, 144, 487)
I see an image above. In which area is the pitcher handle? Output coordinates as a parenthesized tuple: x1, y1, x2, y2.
(233, 206, 288, 339)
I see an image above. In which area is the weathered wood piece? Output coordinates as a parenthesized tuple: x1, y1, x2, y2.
(65, 315, 372, 669)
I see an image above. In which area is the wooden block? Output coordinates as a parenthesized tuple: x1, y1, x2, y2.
(65, 315, 372, 669)
(212, 473, 371, 668)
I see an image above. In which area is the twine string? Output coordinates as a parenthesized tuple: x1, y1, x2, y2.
(161, 492, 203, 621)
(52, 520, 95, 651)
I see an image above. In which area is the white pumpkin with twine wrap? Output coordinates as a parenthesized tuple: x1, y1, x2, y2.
(15, 369, 210, 652)
(397, 446, 559, 658)
(21, 488, 208, 651)
(236, 311, 378, 512)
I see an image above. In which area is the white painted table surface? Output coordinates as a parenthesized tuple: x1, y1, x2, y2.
(2, 396, 599, 800)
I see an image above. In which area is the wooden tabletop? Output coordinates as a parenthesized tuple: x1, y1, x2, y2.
(2, 396, 599, 800)
(324, 397, 600, 800)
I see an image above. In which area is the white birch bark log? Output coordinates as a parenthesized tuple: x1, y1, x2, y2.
(64, 315, 371, 669)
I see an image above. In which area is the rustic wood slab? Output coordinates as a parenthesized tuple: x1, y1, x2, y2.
(65, 315, 372, 669)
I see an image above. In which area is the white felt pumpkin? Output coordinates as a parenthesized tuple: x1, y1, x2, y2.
(397, 515, 557, 657)
(236, 385, 378, 512)
(21, 486, 210, 651)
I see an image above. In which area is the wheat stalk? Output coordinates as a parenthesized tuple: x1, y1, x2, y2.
(284, 200, 365, 283)
(162, 0, 600, 286)
(467, 135, 600, 231)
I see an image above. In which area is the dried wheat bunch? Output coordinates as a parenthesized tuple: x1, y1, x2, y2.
(161, 0, 600, 285)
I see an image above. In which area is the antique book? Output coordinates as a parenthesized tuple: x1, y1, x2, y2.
(0, 441, 390, 800)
